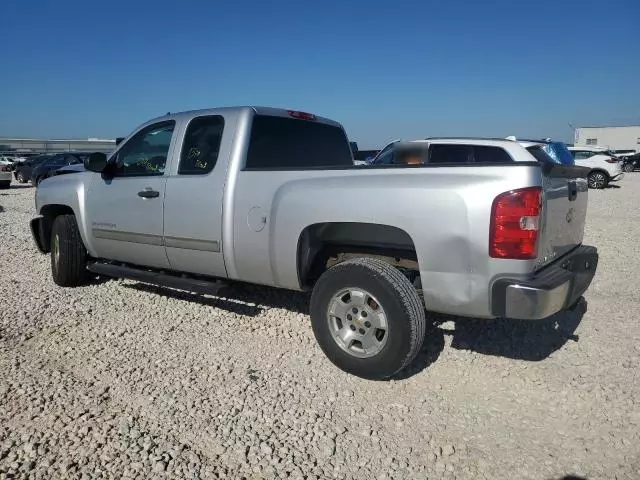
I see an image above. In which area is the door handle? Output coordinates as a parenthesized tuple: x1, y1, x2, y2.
(138, 189, 159, 198)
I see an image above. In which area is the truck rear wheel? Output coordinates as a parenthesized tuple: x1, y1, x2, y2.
(51, 215, 88, 287)
(310, 258, 426, 379)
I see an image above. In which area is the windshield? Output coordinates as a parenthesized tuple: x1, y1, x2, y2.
(371, 141, 399, 165)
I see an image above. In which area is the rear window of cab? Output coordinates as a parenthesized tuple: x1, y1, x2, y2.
(245, 115, 353, 169)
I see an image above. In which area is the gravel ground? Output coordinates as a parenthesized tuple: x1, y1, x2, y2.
(1, 177, 639, 480)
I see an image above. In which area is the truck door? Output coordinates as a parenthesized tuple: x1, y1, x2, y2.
(163, 114, 229, 277)
(85, 120, 176, 269)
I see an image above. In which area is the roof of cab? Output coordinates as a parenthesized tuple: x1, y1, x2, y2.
(145, 106, 342, 128)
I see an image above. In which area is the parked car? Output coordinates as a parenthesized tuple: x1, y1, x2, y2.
(618, 151, 640, 172)
(567, 146, 624, 189)
(31, 153, 90, 186)
(13, 154, 55, 183)
(368, 139, 401, 164)
(531, 139, 575, 165)
(610, 149, 637, 160)
(30, 106, 598, 379)
(46, 163, 85, 179)
(349, 141, 380, 165)
(0, 158, 13, 189)
(370, 137, 575, 167)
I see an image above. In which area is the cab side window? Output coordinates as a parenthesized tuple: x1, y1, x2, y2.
(428, 145, 512, 164)
(114, 121, 175, 176)
(178, 116, 224, 175)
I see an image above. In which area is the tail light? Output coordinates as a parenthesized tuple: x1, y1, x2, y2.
(287, 110, 316, 121)
(489, 187, 542, 259)
(605, 157, 618, 164)
(0, 165, 10, 172)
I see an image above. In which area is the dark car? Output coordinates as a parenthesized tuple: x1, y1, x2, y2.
(46, 162, 86, 179)
(620, 151, 640, 172)
(31, 153, 90, 186)
(13, 154, 55, 183)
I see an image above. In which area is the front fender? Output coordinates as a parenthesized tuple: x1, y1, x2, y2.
(35, 172, 96, 256)
(30, 217, 51, 253)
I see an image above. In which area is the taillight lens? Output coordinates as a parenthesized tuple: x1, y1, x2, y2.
(605, 157, 618, 164)
(489, 187, 542, 259)
(0, 165, 10, 172)
(287, 110, 316, 121)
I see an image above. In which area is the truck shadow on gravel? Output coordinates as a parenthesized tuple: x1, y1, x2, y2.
(121, 282, 584, 378)
(122, 282, 310, 317)
(445, 298, 587, 361)
(0, 184, 32, 193)
(124, 281, 447, 379)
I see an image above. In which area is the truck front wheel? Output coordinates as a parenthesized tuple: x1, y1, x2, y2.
(51, 215, 88, 287)
(310, 258, 426, 380)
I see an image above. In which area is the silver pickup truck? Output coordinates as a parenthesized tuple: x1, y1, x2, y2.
(30, 107, 598, 379)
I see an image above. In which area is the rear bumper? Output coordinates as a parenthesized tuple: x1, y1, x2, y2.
(0, 171, 11, 182)
(611, 173, 624, 182)
(491, 245, 598, 320)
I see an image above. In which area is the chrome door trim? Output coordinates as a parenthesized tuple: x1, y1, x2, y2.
(164, 236, 220, 252)
(92, 228, 164, 246)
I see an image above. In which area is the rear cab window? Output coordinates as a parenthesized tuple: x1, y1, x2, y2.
(246, 115, 353, 169)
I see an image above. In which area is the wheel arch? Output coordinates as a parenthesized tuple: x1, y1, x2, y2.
(36, 204, 77, 253)
(296, 222, 419, 289)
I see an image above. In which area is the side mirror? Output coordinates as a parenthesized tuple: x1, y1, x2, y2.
(84, 152, 108, 173)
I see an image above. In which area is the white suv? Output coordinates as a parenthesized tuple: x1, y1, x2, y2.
(567, 146, 624, 189)
(0, 157, 13, 189)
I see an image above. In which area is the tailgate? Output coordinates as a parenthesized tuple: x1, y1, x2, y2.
(537, 161, 590, 269)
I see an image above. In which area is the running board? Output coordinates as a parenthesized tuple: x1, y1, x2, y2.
(87, 262, 227, 296)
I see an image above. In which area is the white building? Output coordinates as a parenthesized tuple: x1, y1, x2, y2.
(574, 125, 640, 151)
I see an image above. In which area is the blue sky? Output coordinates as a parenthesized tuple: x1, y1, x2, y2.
(2, 0, 638, 148)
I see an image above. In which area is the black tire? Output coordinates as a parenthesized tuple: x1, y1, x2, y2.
(310, 258, 426, 380)
(0, 181, 10, 189)
(623, 163, 635, 173)
(16, 171, 26, 183)
(51, 215, 88, 287)
(587, 170, 609, 189)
